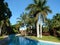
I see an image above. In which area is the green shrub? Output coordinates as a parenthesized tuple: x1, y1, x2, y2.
(43, 27, 49, 32)
(13, 29, 18, 33)
(57, 30, 60, 34)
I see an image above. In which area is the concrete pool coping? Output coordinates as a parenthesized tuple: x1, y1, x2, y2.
(38, 40, 60, 45)
(0, 34, 21, 38)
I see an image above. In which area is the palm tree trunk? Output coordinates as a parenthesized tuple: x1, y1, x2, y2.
(37, 22, 39, 37)
(0, 26, 2, 36)
(40, 23, 42, 38)
(39, 14, 42, 38)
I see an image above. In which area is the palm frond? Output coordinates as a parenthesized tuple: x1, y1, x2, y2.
(25, 4, 36, 10)
(43, 6, 52, 13)
(34, 0, 37, 4)
(47, 9, 52, 13)
(42, 0, 47, 6)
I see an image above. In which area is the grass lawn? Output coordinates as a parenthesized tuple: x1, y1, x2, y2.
(0, 35, 8, 40)
(26, 35, 60, 43)
(0, 36, 4, 40)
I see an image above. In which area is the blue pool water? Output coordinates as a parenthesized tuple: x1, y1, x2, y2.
(7, 35, 59, 45)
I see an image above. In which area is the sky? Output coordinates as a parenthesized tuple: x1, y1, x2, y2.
(5, 0, 60, 25)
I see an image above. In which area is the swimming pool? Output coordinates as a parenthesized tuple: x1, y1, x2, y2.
(8, 35, 60, 45)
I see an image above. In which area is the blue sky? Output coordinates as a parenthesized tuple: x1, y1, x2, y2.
(5, 0, 60, 25)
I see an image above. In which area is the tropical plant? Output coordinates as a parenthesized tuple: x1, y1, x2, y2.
(0, 0, 12, 35)
(52, 13, 60, 28)
(17, 12, 36, 35)
(51, 13, 60, 36)
(45, 13, 60, 36)
(26, 0, 52, 38)
(17, 13, 28, 28)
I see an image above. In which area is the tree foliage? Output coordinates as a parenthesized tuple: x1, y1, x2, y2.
(45, 13, 60, 36)
(0, 0, 12, 35)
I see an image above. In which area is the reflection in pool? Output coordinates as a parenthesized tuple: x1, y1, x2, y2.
(8, 35, 59, 45)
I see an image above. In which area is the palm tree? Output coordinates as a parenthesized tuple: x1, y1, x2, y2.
(17, 13, 28, 33)
(17, 13, 35, 35)
(26, 0, 52, 38)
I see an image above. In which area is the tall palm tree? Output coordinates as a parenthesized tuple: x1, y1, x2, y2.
(26, 0, 52, 38)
